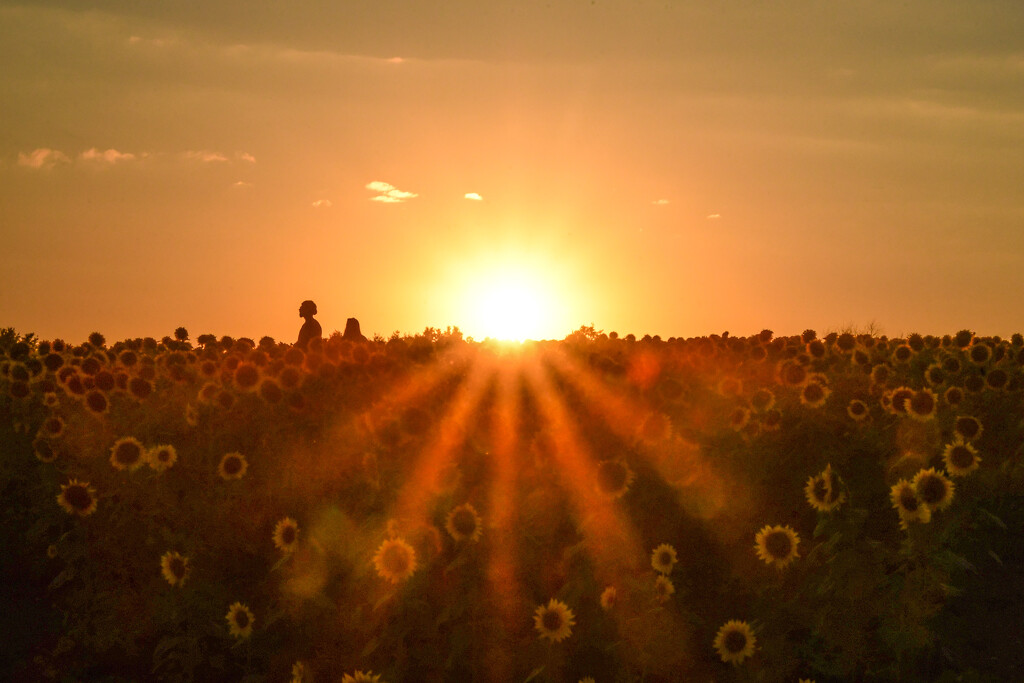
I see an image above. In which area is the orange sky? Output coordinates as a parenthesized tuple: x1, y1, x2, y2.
(2, 1, 1024, 343)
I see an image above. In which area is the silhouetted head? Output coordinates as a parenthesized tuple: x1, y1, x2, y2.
(299, 300, 317, 318)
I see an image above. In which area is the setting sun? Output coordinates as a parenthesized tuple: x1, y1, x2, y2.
(468, 274, 550, 341)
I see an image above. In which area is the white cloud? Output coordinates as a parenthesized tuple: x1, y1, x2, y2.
(366, 180, 418, 203)
(18, 148, 71, 169)
(237, 152, 256, 163)
(233, 180, 253, 189)
(312, 199, 332, 208)
(707, 213, 721, 219)
(80, 148, 136, 163)
(652, 199, 670, 205)
(183, 150, 229, 163)
(464, 192, 483, 201)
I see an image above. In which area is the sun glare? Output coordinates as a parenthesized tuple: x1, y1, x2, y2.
(470, 275, 550, 342)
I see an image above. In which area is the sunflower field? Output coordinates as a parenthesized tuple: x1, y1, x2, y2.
(2, 325, 1023, 682)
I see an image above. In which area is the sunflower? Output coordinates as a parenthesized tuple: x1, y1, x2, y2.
(754, 525, 800, 569)
(846, 399, 869, 421)
(638, 412, 673, 444)
(340, 672, 382, 683)
(128, 376, 152, 400)
(654, 575, 675, 603)
(259, 378, 283, 403)
(943, 438, 980, 477)
(799, 380, 830, 408)
(650, 543, 678, 575)
(944, 386, 964, 407)
(40, 415, 65, 438)
(595, 459, 635, 498)
(804, 464, 844, 512)
(534, 599, 575, 642)
(968, 342, 992, 365)
(160, 551, 190, 587)
(234, 362, 260, 391)
(924, 364, 947, 387)
(218, 452, 248, 480)
(84, 389, 109, 415)
(373, 537, 418, 583)
(33, 437, 58, 463)
(749, 388, 775, 412)
(890, 479, 931, 527)
(761, 409, 782, 432)
(954, 415, 983, 442)
(147, 444, 178, 471)
(273, 517, 300, 553)
(985, 368, 1009, 390)
(225, 602, 255, 639)
(713, 620, 757, 665)
(892, 344, 914, 363)
(728, 406, 751, 431)
(888, 387, 915, 414)
(600, 586, 617, 611)
(445, 503, 483, 542)
(110, 437, 146, 471)
(57, 479, 98, 516)
(290, 661, 310, 683)
(912, 468, 955, 511)
(906, 388, 938, 421)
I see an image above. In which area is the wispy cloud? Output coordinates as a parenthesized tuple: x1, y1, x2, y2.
(311, 199, 332, 208)
(366, 180, 418, 203)
(464, 192, 483, 201)
(80, 148, 136, 164)
(237, 152, 256, 163)
(183, 150, 229, 163)
(652, 199, 670, 205)
(18, 148, 71, 169)
(233, 181, 253, 189)
(707, 214, 721, 219)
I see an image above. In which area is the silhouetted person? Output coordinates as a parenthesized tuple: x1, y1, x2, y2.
(296, 300, 322, 350)
(343, 317, 366, 342)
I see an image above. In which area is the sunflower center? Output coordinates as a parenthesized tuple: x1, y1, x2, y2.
(64, 485, 92, 510)
(658, 551, 673, 567)
(234, 610, 249, 629)
(115, 443, 142, 465)
(542, 610, 563, 631)
(383, 546, 410, 574)
(597, 462, 627, 492)
(899, 487, 920, 512)
(765, 531, 792, 558)
(452, 510, 477, 536)
(812, 478, 829, 502)
(169, 557, 186, 578)
(956, 419, 979, 439)
(724, 629, 748, 653)
(910, 392, 934, 414)
(950, 446, 975, 469)
(223, 457, 242, 475)
(804, 383, 824, 402)
(281, 526, 296, 544)
(917, 476, 947, 505)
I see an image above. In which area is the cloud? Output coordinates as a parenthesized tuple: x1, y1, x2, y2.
(707, 214, 721, 219)
(80, 148, 136, 164)
(18, 148, 71, 169)
(183, 150, 229, 163)
(366, 180, 418, 203)
(237, 152, 256, 163)
(652, 199, 670, 205)
(311, 199, 332, 208)
(464, 192, 483, 201)
(233, 181, 253, 189)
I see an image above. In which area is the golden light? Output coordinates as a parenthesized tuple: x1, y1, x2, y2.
(439, 248, 579, 342)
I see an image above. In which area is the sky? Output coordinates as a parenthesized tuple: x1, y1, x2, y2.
(2, 0, 1024, 343)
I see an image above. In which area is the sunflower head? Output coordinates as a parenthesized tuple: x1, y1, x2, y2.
(445, 503, 483, 542)
(340, 672, 382, 683)
(906, 388, 938, 421)
(846, 399, 869, 421)
(653, 575, 675, 603)
(804, 464, 845, 512)
(148, 444, 178, 471)
(713, 620, 757, 665)
(110, 437, 146, 471)
(160, 551, 191, 587)
(800, 379, 830, 408)
(754, 524, 800, 569)
(226, 602, 255, 639)
(57, 479, 98, 516)
(373, 537, 418, 583)
(954, 415, 983, 442)
(218, 452, 249, 480)
(749, 388, 775, 412)
(651, 543, 678, 575)
(534, 599, 575, 642)
(600, 586, 617, 611)
(943, 438, 981, 477)
(912, 467, 955, 511)
(890, 479, 932, 527)
(273, 517, 300, 553)
(595, 459, 635, 498)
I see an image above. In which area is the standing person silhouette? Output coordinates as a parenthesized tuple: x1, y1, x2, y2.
(296, 300, 322, 350)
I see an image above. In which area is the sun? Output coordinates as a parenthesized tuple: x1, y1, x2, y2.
(469, 273, 551, 342)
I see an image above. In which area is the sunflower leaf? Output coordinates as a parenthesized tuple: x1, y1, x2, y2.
(522, 667, 545, 682)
